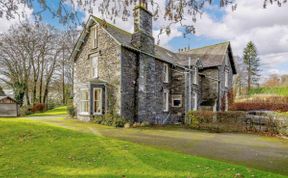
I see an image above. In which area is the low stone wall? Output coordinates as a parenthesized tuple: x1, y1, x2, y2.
(184, 111, 288, 136)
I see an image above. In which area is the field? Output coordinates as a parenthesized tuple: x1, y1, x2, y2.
(0, 107, 287, 177)
(249, 87, 288, 96)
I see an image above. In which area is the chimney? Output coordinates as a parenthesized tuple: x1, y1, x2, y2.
(131, 0, 154, 54)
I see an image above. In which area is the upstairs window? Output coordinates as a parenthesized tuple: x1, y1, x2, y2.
(225, 69, 229, 87)
(193, 67, 198, 85)
(80, 89, 89, 114)
(193, 91, 198, 111)
(91, 56, 98, 78)
(172, 95, 182, 108)
(163, 63, 169, 83)
(163, 89, 169, 112)
(93, 88, 102, 115)
(92, 26, 98, 48)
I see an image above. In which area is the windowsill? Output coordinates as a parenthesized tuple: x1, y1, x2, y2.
(172, 106, 182, 108)
(93, 113, 103, 116)
(79, 112, 90, 116)
(164, 81, 169, 84)
(163, 110, 169, 113)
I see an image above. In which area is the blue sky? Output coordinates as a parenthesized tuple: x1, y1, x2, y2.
(1, 0, 287, 81)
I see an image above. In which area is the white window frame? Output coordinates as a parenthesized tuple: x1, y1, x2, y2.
(193, 67, 198, 85)
(80, 89, 89, 115)
(172, 95, 182, 108)
(92, 25, 98, 48)
(225, 69, 229, 87)
(163, 63, 169, 83)
(193, 91, 198, 111)
(91, 56, 98, 78)
(93, 88, 103, 115)
(163, 89, 169, 112)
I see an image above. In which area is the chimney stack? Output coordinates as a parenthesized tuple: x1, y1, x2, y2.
(131, 0, 154, 54)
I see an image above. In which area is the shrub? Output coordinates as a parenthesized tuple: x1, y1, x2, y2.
(92, 114, 128, 128)
(19, 106, 33, 116)
(230, 102, 288, 112)
(31, 103, 45, 113)
(185, 111, 288, 136)
(67, 105, 76, 118)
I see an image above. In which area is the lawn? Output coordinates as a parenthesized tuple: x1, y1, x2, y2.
(249, 87, 288, 96)
(30, 106, 68, 116)
(0, 119, 285, 177)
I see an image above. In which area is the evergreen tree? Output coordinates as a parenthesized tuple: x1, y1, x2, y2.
(243, 41, 261, 91)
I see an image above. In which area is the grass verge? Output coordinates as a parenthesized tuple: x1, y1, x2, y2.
(0, 118, 285, 178)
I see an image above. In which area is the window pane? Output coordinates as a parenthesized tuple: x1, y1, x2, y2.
(173, 100, 181, 106)
(94, 89, 102, 114)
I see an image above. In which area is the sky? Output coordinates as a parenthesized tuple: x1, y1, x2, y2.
(0, 0, 287, 82)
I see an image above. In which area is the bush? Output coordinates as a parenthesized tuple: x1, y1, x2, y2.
(67, 105, 76, 118)
(19, 106, 33, 116)
(185, 111, 247, 133)
(31, 103, 45, 113)
(230, 102, 288, 112)
(185, 111, 288, 136)
(92, 114, 128, 128)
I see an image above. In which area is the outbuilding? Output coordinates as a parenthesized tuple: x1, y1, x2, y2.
(0, 95, 19, 117)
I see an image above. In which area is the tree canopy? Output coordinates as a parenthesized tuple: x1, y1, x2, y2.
(0, 0, 286, 36)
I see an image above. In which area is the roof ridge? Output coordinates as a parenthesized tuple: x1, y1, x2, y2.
(92, 16, 132, 36)
(188, 41, 230, 51)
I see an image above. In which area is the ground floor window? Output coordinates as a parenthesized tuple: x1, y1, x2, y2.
(193, 91, 198, 111)
(80, 89, 89, 114)
(163, 89, 169, 112)
(93, 88, 102, 115)
(172, 95, 182, 107)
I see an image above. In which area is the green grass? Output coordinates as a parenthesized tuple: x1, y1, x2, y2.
(249, 87, 288, 96)
(30, 106, 68, 116)
(0, 119, 285, 178)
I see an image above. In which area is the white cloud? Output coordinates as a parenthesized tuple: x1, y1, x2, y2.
(187, 0, 288, 77)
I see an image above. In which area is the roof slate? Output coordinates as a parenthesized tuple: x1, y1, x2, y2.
(72, 16, 236, 73)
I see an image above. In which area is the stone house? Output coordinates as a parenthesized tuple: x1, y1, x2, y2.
(70, 3, 236, 123)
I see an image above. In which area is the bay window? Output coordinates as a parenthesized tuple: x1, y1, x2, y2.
(80, 89, 89, 114)
(93, 88, 102, 115)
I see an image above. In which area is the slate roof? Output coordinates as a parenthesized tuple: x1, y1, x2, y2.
(71, 15, 236, 74)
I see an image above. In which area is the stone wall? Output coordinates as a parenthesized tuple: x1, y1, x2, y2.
(200, 68, 219, 107)
(74, 22, 121, 121)
(170, 66, 185, 115)
(120, 48, 138, 122)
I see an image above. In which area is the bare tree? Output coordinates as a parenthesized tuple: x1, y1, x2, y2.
(0, 0, 286, 37)
(0, 22, 73, 107)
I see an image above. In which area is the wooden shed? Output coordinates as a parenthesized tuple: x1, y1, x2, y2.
(0, 96, 19, 117)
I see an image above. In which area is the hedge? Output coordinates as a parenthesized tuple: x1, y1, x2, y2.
(185, 111, 288, 136)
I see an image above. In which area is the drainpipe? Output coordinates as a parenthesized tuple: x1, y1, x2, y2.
(188, 57, 192, 111)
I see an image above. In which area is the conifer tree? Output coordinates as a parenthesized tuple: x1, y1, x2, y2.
(243, 41, 261, 91)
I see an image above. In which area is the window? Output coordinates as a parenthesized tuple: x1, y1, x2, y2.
(93, 88, 102, 115)
(193, 67, 198, 85)
(92, 26, 98, 48)
(172, 95, 182, 107)
(163, 63, 169, 83)
(80, 89, 89, 114)
(225, 69, 229, 87)
(91, 56, 98, 78)
(193, 91, 198, 111)
(163, 89, 169, 112)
